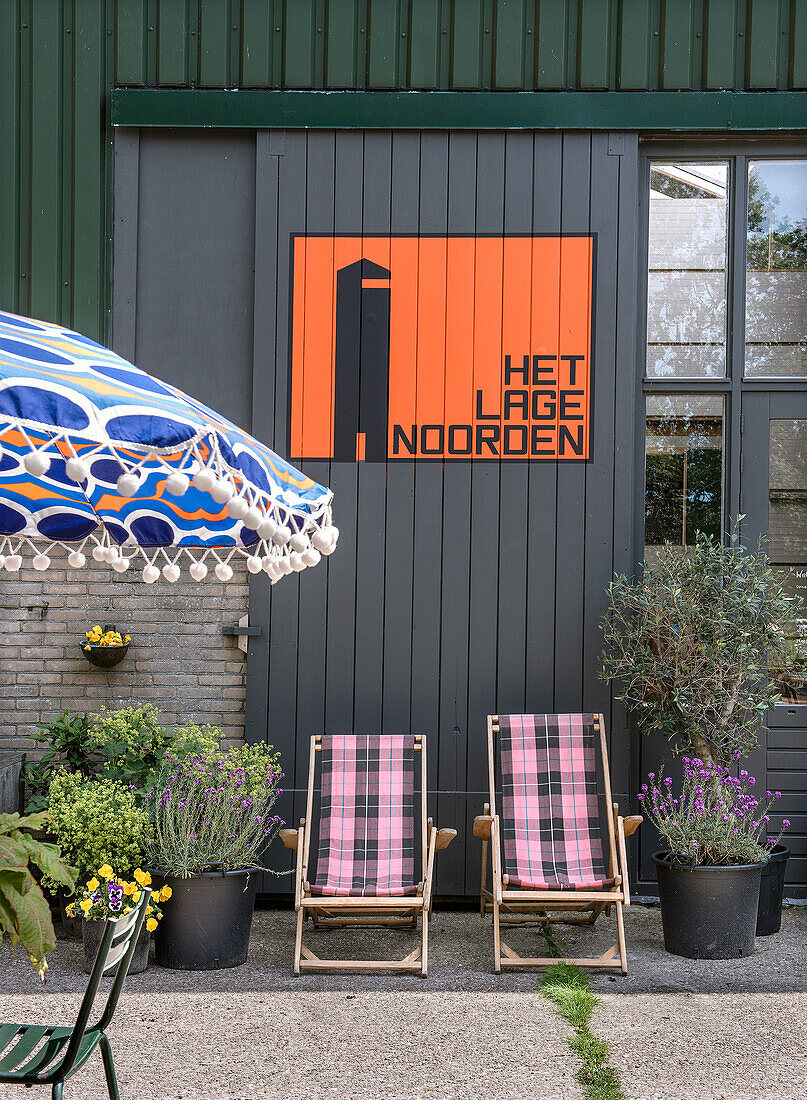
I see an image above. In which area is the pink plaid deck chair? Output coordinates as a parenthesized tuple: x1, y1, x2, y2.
(280, 734, 456, 976)
(474, 714, 642, 974)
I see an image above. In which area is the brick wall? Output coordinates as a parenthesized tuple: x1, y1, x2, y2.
(0, 548, 250, 755)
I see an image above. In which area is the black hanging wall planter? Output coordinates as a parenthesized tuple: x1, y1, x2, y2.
(80, 623, 130, 668)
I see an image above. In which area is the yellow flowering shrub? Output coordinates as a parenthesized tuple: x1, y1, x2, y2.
(47, 772, 147, 884)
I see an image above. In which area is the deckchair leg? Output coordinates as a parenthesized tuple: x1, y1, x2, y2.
(100, 1033, 120, 1100)
(294, 905, 304, 976)
(480, 839, 489, 916)
(421, 910, 428, 978)
(492, 899, 502, 974)
(615, 900, 627, 976)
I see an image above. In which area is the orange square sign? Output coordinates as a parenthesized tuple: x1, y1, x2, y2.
(289, 235, 595, 462)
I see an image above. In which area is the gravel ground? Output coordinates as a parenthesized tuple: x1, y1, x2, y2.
(0, 905, 805, 1098)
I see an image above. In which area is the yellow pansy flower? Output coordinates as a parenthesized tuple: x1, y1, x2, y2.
(146, 918, 158, 933)
(97, 864, 115, 879)
(84, 644, 91, 651)
(159, 886, 172, 901)
(131, 889, 141, 903)
(65, 903, 76, 917)
(133, 868, 151, 887)
(145, 906, 153, 915)
(86, 877, 99, 892)
(79, 899, 92, 914)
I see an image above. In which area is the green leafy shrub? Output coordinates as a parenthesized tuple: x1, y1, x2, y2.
(47, 772, 148, 884)
(23, 712, 93, 812)
(0, 811, 77, 977)
(601, 528, 804, 766)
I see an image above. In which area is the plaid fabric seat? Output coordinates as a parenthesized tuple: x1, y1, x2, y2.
(310, 734, 418, 898)
(498, 714, 614, 891)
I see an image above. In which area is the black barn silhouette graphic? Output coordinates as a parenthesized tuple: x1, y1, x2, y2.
(333, 258, 391, 461)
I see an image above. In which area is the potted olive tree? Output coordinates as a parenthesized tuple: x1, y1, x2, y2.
(146, 743, 284, 970)
(601, 528, 803, 958)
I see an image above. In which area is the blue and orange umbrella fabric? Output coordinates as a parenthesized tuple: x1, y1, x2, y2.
(0, 310, 336, 583)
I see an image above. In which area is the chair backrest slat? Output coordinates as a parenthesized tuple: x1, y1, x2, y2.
(493, 714, 612, 891)
(56, 888, 151, 1077)
(311, 734, 418, 897)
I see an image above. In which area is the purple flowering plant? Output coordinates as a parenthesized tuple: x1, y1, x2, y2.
(639, 751, 789, 866)
(146, 743, 284, 877)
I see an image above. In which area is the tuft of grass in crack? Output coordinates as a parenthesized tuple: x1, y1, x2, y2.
(541, 961, 627, 1100)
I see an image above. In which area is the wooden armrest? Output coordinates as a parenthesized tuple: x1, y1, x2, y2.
(279, 828, 300, 850)
(435, 828, 457, 851)
(473, 815, 493, 840)
(622, 815, 642, 838)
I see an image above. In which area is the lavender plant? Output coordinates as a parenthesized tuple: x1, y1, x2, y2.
(146, 744, 284, 877)
(639, 752, 789, 866)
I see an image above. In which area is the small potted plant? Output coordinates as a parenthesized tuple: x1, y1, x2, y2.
(601, 527, 804, 954)
(46, 772, 148, 938)
(146, 743, 284, 970)
(67, 865, 171, 974)
(80, 623, 131, 668)
(642, 756, 788, 958)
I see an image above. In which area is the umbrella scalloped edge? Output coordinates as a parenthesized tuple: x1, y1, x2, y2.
(0, 419, 339, 585)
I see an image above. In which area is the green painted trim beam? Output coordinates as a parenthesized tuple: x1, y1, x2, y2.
(110, 89, 807, 131)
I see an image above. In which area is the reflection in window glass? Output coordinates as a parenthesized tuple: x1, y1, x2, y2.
(769, 419, 807, 562)
(746, 161, 807, 377)
(645, 395, 724, 555)
(769, 422, 807, 701)
(646, 163, 729, 378)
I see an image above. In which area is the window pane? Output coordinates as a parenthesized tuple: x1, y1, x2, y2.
(646, 163, 729, 378)
(769, 419, 807, 562)
(645, 395, 724, 556)
(769, 423, 807, 702)
(745, 161, 807, 377)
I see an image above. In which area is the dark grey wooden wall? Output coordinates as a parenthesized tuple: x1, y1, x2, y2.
(113, 127, 642, 896)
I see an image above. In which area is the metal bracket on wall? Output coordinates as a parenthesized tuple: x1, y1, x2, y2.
(221, 614, 262, 654)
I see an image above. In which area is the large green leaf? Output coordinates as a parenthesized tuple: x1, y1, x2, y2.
(0, 835, 28, 872)
(17, 834, 77, 891)
(0, 811, 50, 835)
(1, 874, 56, 965)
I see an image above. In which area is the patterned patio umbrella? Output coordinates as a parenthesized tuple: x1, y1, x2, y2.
(0, 310, 337, 583)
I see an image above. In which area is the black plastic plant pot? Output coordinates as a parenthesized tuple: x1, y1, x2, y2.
(151, 868, 259, 971)
(80, 642, 129, 668)
(757, 844, 790, 936)
(652, 851, 764, 960)
(82, 918, 150, 975)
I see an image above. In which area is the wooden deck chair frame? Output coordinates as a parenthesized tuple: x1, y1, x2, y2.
(474, 714, 642, 975)
(280, 734, 456, 977)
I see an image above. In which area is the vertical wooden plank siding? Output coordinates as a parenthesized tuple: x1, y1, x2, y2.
(115, 0, 148, 84)
(450, 0, 485, 89)
(157, 0, 190, 85)
(578, 0, 613, 89)
(367, 0, 400, 87)
(609, 134, 640, 793)
(326, 0, 361, 87)
(704, 0, 740, 89)
(352, 132, 392, 733)
(0, 0, 21, 316)
(408, 0, 442, 88)
(28, 0, 62, 323)
(438, 132, 476, 892)
(492, 0, 528, 89)
(240, 0, 274, 86)
(747, 0, 782, 89)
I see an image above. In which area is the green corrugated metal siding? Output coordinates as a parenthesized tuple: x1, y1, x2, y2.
(2, 0, 806, 342)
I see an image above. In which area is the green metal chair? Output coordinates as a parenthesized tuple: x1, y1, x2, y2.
(0, 887, 151, 1099)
